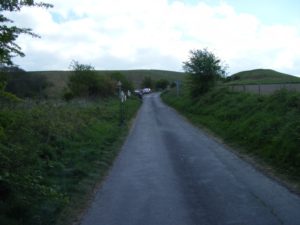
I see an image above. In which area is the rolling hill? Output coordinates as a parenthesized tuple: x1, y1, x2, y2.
(225, 69, 300, 85)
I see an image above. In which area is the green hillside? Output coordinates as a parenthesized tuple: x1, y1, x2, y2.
(28, 69, 185, 98)
(225, 69, 300, 85)
(113, 69, 185, 85)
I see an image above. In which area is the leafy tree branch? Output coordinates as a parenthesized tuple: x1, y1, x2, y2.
(0, 0, 53, 66)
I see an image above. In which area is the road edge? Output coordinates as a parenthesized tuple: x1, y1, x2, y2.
(159, 93, 300, 197)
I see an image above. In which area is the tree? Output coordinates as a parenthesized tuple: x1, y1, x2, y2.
(155, 79, 169, 90)
(67, 60, 114, 99)
(0, 0, 52, 66)
(142, 76, 154, 89)
(183, 49, 226, 97)
(109, 72, 134, 92)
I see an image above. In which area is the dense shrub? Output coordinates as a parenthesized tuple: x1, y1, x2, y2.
(141, 76, 154, 89)
(109, 72, 134, 92)
(0, 71, 50, 98)
(67, 61, 114, 98)
(0, 98, 141, 225)
(0, 81, 22, 104)
(155, 79, 169, 90)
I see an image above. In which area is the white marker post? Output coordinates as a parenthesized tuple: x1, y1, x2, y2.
(117, 81, 125, 125)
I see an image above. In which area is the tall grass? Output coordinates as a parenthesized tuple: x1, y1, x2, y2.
(162, 88, 300, 180)
(0, 97, 141, 225)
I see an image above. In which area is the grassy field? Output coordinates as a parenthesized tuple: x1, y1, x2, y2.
(0, 97, 141, 225)
(162, 87, 300, 190)
(225, 69, 300, 85)
(28, 70, 185, 98)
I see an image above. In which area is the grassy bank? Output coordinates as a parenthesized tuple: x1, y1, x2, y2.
(0, 97, 141, 225)
(162, 88, 300, 184)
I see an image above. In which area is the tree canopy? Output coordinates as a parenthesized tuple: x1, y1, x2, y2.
(66, 60, 115, 99)
(109, 72, 134, 92)
(155, 78, 169, 90)
(142, 76, 154, 89)
(183, 49, 226, 97)
(0, 0, 52, 66)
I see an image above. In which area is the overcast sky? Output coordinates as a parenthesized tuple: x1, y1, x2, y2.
(6, 0, 300, 76)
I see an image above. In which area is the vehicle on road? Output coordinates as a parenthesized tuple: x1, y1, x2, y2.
(142, 88, 151, 94)
(134, 89, 143, 99)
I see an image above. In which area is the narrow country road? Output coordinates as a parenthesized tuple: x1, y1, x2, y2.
(80, 93, 300, 225)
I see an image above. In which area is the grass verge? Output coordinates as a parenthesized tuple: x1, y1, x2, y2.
(0, 97, 141, 225)
(162, 88, 300, 191)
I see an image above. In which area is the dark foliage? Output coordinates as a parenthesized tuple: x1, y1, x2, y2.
(1, 69, 51, 98)
(109, 72, 134, 92)
(155, 79, 169, 90)
(67, 61, 114, 99)
(183, 49, 226, 97)
(141, 76, 154, 89)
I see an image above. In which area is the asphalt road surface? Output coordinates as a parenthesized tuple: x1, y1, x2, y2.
(80, 93, 300, 225)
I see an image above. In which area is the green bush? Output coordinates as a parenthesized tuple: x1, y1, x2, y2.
(0, 81, 22, 104)
(67, 61, 115, 98)
(141, 76, 154, 89)
(109, 72, 134, 92)
(155, 79, 169, 90)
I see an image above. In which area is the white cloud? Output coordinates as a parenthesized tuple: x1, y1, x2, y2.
(5, 0, 300, 76)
